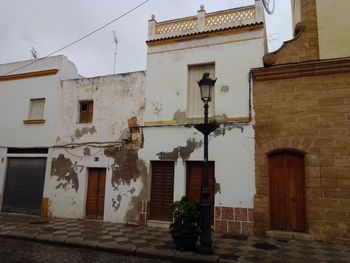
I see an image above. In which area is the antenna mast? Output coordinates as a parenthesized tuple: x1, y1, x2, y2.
(113, 30, 118, 74)
(30, 47, 38, 59)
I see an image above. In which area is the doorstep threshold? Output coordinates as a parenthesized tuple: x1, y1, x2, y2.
(266, 230, 314, 241)
(147, 220, 171, 229)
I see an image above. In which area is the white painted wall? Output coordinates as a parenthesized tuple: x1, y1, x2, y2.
(144, 30, 264, 122)
(139, 125, 255, 208)
(0, 56, 79, 148)
(49, 72, 146, 222)
(0, 56, 80, 211)
(143, 25, 264, 209)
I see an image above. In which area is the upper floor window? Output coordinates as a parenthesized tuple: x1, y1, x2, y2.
(23, 98, 46, 124)
(29, 98, 45, 120)
(79, 101, 93, 123)
(187, 63, 215, 118)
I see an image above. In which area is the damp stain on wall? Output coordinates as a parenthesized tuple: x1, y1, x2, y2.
(173, 109, 186, 123)
(51, 154, 79, 192)
(213, 122, 244, 137)
(124, 159, 148, 223)
(75, 126, 97, 138)
(161, 138, 202, 161)
(83, 147, 91, 156)
(104, 146, 141, 190)
(112, 194, 122, 211)
(104, 143, 148, 222)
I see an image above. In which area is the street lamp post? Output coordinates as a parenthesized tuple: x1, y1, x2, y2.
(195, 73, 218, 254)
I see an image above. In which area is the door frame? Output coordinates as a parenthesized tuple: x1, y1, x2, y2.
(268, 149, 307, 232)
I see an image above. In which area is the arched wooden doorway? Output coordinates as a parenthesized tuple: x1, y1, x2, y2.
(268, 150, 306, 232)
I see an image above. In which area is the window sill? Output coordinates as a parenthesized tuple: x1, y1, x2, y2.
(23, 119, 46, 125)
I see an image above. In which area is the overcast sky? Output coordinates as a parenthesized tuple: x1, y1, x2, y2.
(0, 0, 292, 77)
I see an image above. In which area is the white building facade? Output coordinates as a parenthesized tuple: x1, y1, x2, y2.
(0, 2, 268, 237)
(0, 56, 79, 216)
(138, 2, 265, 235)
(48, 72, 146, 223)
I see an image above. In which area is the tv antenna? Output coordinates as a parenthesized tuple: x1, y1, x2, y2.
(112, 30, 118, 74)
(30, 47, 38, 59)
(262, 0, 275, 15)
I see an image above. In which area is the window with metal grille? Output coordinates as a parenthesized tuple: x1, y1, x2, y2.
(79, 101, 93, 123)
(187, 64, 215, 118)
(28, 98, 45, 120)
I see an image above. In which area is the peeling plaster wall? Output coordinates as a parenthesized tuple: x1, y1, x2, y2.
(49, 72, 146, 223)
(139, 125, 255, 208)
(144, 30, 265, 122)
(142, 28, 263, 210)
(56, 72, 145, 145)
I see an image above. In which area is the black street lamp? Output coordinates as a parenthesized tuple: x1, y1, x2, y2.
(195, 73, 219, 254)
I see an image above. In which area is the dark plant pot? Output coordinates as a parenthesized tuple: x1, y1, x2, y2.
(171, 232, 198, 251)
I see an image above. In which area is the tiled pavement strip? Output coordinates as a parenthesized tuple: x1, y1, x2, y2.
(0, 214, 349, 263)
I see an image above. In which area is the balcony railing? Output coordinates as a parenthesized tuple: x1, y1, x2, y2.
(148, 2, 264, 41)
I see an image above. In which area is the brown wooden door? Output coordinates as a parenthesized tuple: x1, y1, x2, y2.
(86, 168, 106, 219)
(150, 161, 174, 221)
(186, 161, 215, 221)
(268, 151, 306, 232)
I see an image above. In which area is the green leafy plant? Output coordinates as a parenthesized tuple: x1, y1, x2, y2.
(169, 196, 200, 235)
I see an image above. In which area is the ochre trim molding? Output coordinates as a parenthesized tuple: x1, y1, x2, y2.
(251, 57, 350, 81)
(143, 120, 177, 126)
(147, 23, 263, 47)
(143, 117, 252, 126)
(0, 69, 59, 82)
(23, 119, 46, 124)
(224, 116, 252, 122)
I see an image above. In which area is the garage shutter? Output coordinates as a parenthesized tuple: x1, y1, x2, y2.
(2, 158, 46, 215)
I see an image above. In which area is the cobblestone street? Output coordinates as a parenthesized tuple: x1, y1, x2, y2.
(0, 237, 171, 263)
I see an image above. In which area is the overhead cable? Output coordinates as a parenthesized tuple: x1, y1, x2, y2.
(1, 0, 152, 77)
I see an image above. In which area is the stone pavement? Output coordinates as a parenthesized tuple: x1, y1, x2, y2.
(0, 213, 349, 263)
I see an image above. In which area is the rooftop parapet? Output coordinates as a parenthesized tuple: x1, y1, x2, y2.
(147, 0, 264, 43)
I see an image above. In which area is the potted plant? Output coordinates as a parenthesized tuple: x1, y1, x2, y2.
(169, 196, 200, 251)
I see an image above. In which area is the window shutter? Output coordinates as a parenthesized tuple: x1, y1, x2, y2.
(29, 99, 45, 120)
(187, 64, 215, 118)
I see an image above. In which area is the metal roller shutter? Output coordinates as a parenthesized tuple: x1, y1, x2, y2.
(2, 158, 46, 215)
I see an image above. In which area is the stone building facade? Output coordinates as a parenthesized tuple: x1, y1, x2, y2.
(251, 0, 350, 242)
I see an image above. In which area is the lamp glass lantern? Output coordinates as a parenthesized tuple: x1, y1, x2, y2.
(197, 72, 217, 103)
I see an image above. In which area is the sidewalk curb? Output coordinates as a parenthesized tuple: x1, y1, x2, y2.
(0, 233, 236, 263)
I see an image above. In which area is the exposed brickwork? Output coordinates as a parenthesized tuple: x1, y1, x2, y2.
(138, 200, 150, 225)
(263, 0, 319, 66)
(214, 206, 254, 236)
(253, 67, 350, 242)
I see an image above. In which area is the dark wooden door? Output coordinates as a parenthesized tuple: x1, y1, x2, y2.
(150, 161, 174, 221)
(186, 161, 215, 221)
(86, 168, 106, 219)
(269, 151, 306, 232)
